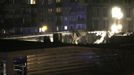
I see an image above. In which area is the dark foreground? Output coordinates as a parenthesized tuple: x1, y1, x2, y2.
(42, 48, 134, 75)
(0, 39, 134, 75)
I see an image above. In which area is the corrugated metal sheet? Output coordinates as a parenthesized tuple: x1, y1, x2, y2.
(27, 47, 97, 75)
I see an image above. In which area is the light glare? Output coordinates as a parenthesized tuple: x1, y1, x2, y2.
(111, 7, 123, 19)
(111, 24, 122, 33)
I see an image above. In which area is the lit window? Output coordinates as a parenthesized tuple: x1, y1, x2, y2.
(48, 8, 53, 12)
(56, 8, 61, 13)
(30, 0, 36, 4)
(64, 26, 68, 30)
(57, 26, 59, 31)
(56, 0, 61, 3)
(39, 25, 48, 32)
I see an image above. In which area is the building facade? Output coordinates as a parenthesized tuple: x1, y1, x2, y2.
(1, 0, 134, 34)
(0, 0, 48, 34)
(0, 0, 87, 34)
(61, 0, 87, 31)
(86, 0, 134, 32)
(47, 0, 87, 31)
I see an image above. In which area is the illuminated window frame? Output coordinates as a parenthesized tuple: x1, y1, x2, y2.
(30, 0, 36, 4)
(56, 8, 61, 13)
(48, 8, 53, 13)
(56, 0, 61, 3)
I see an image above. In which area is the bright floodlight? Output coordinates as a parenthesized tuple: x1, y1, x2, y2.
(111, 24, 122, 33)
(111, 7, 123, 19)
